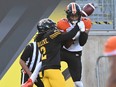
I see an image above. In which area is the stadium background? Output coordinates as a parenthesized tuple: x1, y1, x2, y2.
(0, 0, 116, 87)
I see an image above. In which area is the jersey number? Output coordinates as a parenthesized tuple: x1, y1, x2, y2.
(40, 46, 47, 60)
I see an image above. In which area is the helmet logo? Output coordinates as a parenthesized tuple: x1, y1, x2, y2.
(72, 3, 76, 14)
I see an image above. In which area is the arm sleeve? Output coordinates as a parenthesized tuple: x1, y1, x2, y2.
(79, 32, 88, 46)
(56, 24, 80, 42)
(21, 44, 33, 62)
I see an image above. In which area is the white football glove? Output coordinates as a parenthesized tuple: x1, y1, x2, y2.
(77, 21, 85, 32)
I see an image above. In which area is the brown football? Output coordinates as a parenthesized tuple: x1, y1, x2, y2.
(81, 3, 95, 17)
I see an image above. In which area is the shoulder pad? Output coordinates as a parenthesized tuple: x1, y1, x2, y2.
(57, 18, 70, 32)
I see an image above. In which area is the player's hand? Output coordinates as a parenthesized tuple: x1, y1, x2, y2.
(22, 78, 33, 87)
(81, 17, 92, 31)
(77, 21, 85, 32)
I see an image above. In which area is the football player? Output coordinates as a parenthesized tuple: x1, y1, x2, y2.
(35, 18, 83, 87)
(57, 2, 92, 87)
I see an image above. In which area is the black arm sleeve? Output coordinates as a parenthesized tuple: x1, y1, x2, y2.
(79, 32, 88, 46)
(56, 24, 80, 42)
(21, 44, 33, 62)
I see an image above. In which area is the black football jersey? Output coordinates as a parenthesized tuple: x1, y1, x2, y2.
(37, 26, 79, 70)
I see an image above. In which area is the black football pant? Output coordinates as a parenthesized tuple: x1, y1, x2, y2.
(61, 48, 82, 81)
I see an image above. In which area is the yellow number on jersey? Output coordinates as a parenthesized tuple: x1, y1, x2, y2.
(40, 46, 47, 60)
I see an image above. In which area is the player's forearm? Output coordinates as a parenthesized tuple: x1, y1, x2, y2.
(60, 24, 80, 41)
(30, 62, 42, 83)
(19, 59, 32, 76)
(79, 32, 88, 46)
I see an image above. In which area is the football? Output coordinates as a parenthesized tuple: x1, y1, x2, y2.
(81, 3, 95, 17)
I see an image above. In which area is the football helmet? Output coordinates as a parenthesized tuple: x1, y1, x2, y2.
(104, 36, 116, 56)
(65, 2, 81, 23)
(37, 18, 56, 33)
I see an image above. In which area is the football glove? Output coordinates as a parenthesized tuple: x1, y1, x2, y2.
(22, 79, 33, 87)
(77, 21, 85, 32)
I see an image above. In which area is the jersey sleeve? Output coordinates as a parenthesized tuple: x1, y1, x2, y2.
(79, 32, 88, 46)
(21, 44, 33, 62)
(55, 24, 80, 43)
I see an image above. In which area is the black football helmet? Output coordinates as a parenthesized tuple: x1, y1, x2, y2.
(65, 2, 81, 23)
(37, 18, 56, 33)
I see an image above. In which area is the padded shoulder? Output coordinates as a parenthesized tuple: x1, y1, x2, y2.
(57, 18, 70, 32)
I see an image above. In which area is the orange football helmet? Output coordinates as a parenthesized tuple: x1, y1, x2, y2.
(104, 36, 116, 56)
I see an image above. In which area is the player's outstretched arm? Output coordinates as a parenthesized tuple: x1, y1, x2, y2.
(21, 62, 42, 87)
